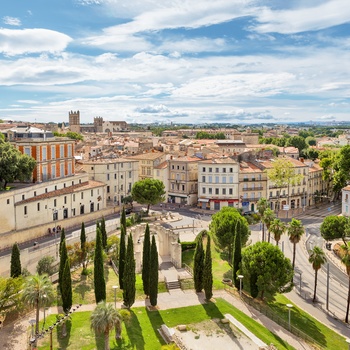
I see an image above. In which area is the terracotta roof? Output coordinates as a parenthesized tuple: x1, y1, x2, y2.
(126, 152, 164, 160)
(154, 161, 168, 169)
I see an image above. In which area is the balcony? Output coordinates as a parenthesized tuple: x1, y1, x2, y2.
(242, 186, 263, 191)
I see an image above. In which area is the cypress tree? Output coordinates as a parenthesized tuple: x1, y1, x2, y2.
(232, 221, 242, 289)
(142, 224, 151, 297)
(59, 238, 68, 295)
(80, 222, 87, 269)
(94, 228, 106, 303)
(59, 228, 66, 257)
(120, 207, 126, 231)
(203, 235, 213, 301)
(10, 243, 21, 278)
(149, 235, 159, 307)
(61, 259, 72, 313)
(100, 217, 107, 251)
(193, 238, 204, 292)
(123, 234, 136, 308)
(119, 225, 126, 289)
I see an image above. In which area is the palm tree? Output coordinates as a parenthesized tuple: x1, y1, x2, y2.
(263, 208, 276, 243)
(341, 244, 350, 323)
(269, 218, 286, 247)
(288, 218, 305, 270)
(22, 274, 54, 338)
(308, 246, 327, 303)
(257, 198, 268, 241)
(90, 301, 122, 350)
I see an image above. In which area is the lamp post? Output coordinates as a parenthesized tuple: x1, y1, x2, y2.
(298, 271, 302, 295)
(286, 304, 293, 331)
(29, 319, 36, 349)
(112, 285, 118, 308)
(238, 275, 244, 297)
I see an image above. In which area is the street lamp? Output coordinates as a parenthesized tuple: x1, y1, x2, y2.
(238, 275, 244, 297)
(112, 285, 118, 308)
(286, 304, 293, 331)
(29, 319, 36, 348)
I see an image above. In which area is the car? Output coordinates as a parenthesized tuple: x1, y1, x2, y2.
(125, 208, 132, 214)
(243, 211, 255, 216)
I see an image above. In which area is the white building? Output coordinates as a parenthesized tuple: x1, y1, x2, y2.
(342, 185, 350, 217)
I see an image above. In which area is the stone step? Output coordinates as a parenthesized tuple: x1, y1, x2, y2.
(166, 280, 181, 290)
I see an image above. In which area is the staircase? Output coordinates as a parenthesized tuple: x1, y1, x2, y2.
(165, 279, 181, 291)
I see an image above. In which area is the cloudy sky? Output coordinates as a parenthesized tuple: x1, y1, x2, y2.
(1, 0, 350, 125)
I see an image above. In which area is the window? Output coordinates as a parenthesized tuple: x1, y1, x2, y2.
(114, 174, 117, 179)
(45, 188, 48, 193)
(73, 194, 75, 201)
(107, 174, 110, 181)
(80, 205, 84, 215)
(64, 196, 67, 204)
(60, 163, 64, 177)
(60, 145, 64, 158)
(209, 167, 212, 173)
(24, 147, 31, 156)
(215, 176, 219, 183)
(37, 203, 40, 211)
(129, 171, 132, 178)
(182, 166, 185, 170)
(215, 188, 219, 195)
(222, 177, 226, 183)
(55, 186, 57, 190)
(223, 168, 226, 173)
(7, 199, 10, 204)
(229, 188, 233, 195)
(22, 194, 25, 200)
(24, 206, 27, 215)
(107, 186, 110, 193)
(182, 185, 185, 191)
(202, 167, 206, 172)
(54, 199, 57, 207)
(51, 146, 55, 159)
(172, 165, 174, 169)
(68, 145, 72, 157)
(202, 176, 206, 183)
(209, 188, 212, 194)
(42, 147, 47, 161)
(91, 167, 94, 170)
(229, 176, 233, 183)
(215, 168, 219, 173)
(208, 176, 212, 183)
(223, 188, 226, 195)
(51, 165, 56, 179)
(229, 168, 233, 173)
(202, 187, 206, 194)
(177, 165, 180, 170)
(107, 164, 110, 170)
(72, 208, 76, 216)
(81, 192, 84, 199)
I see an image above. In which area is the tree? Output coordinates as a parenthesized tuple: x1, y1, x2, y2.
(123, 234, 136, 308)
(241, 242, 293, 300)
(59, 228, 66, 258)
(193, 237, 204, 293)
(320, 215, 348, 243)
(262, 208, 275, 243)
(61, 260, 72, 313)
(118, 225, 126, 290)
(340, 244, 350, 323)
(308, 246, 327, 303)
(257, 198, 268, 241)
(269, 219, 287, 246)
(142, 224, 151, 297)
(36, 256, 55, 275)
(80, 222, 87, 270)
(90, 301, 123, 350)
(94, 228, 106, 303)
(210, 207, 250, 261)
(203, 235, 213, 301)
(0, 141, 36, 189)
(59, 238, 68, 295)
(232, 221, 242, 289)
(286, 136, 308, 153)
(0, 276, 24, 318)
(100, 217, 107, 251)
(10, 243, 21, 278)
(22, 274, 54, 337)
(288, 218, 305, 270)
(149, 235, 159, 307)
(120, 207, 127, 231)
(131, 178, 165, 214)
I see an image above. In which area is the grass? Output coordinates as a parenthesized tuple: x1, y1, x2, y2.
(37, 298, 295, 350)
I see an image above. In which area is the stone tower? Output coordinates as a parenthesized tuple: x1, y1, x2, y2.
(94, 116, 103, 133)
(69, 110, 80, 133)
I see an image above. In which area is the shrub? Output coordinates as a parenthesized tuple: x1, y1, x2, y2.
(181, 241, 196, 251)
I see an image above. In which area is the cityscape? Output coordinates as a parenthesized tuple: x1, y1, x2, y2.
(1, 1, 350, 349)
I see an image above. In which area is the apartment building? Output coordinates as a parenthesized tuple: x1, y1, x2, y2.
(154, 161, 169, 201)
(342, 186, 350, 217)
(197, 157, 239, 210)
(81, 158, 139, 204)
(168, 156, 201, 205)
(127, 151, 166, 180)
(306, 160, 327, 207)
(239, 162, 267, 213)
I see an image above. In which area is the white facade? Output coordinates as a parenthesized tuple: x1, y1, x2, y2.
(342, 186, 350, 217)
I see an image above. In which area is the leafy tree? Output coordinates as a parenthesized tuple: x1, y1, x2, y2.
(241, 242, 293, 300)
(80, 222, 87, 269)
(149, 235, 159, 307)
(301, 148, 319, 160)
(0, 141, 36, 189)
(305, 136, 316, 146)
(232, 221, 242, 289)
(22, 274, 54, 337)
(94, 228, 106, 303)
(320, 215, 348, 243)
(286, 136, 308, 153)
(0, 276, 24, 317)
(61, 260, 72, 313)
(142, 224, 151, 297)
(210, 207, 250, 261)
(10, 243, 21, 278)
(131, 179, 165, 214)
(308, 246, 327, 303)
(203, 235, 213, 301)
(118, 225, 126, 290)
(59, 238, 68, 295)
(257, 198, 268, 241)
(269, 219, 287, 246)
(288, 218, 305, 270)
(100, 217, 107, 251)
(90, 301, 123, 350)
(123, 234, 136, 308)
(36, 256, 55, 275)
(193, 237, 204, 293)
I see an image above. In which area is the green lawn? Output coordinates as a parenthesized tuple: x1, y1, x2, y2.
(38, 298, 295, 350)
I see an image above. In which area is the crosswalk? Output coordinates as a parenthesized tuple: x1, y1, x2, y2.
(294, 201, 341, 221)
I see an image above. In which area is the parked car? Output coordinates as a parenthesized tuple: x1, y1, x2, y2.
(125, 207, 132, 214)
(243, 211, 255, 216)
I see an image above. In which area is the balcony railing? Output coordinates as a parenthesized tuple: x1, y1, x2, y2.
(242, 186, 263, 191)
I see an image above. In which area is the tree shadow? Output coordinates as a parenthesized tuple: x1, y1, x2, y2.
(74, 282, 91, 300)
(56, 319, 72, 350)
(124, 310, 146, 350)
(104, 263, 110, 283)
(146, 308, 166, 346)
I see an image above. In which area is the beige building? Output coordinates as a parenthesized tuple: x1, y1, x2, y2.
(239, 161, 267, 212)
(342, 186, 350, 217)
(306, 160, 328, 207)
(127, 151, 166, 180)
(81, 158, 139, 205)
(197, 157, 239, 210)
(154, 161, 169, 201)
(168, 156, 201, 205)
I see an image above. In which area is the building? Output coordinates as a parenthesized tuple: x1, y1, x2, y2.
(154, 161, 169, 201)
(197, 157, 239, 210)
(342, 186, 350, 217)
(69, 111, 81, 133)
(168, 156, 201, 205)
(81, 158, 139, 205)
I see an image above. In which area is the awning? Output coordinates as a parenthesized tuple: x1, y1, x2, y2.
(198, 198, 209, 202)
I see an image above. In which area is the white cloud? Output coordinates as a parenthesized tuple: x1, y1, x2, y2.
(3, 16, 21, 26)
(0, 28, 72, 56)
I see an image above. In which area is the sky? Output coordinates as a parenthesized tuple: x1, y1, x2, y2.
(1, 0, 350, 125)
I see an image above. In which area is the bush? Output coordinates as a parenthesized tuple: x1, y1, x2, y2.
(37, 256, 55, 275)
(181, 241, 196, 251)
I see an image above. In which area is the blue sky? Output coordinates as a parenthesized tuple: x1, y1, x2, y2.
(1, 0, 350, 125)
